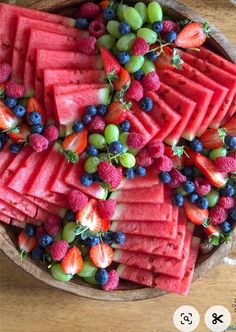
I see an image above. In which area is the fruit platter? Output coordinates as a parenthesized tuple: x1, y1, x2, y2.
(0, 0, 235, 301)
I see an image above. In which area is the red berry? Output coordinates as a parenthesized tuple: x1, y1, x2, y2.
(136, 148, 153, 167)
(209, 205, 228, 225)
(67, 189, 89, 212)
(29, 134, 49, 152)
(88, 21, 106, 38)
(161, 20, 178, 35)
(127, 132, 145, 149)
(102, 269, 119, 291)
(89, 243, 113, 268)
(51, 240, 69, 261)
(194, 177, 211, 196)
(0, 63, 12, 83)
(80, 2, 100, 19)
(228, 151, 236, 159)
(97, 199, 116, 219)
(125, 80, 143, 102)
(88, 115, 105, 133)
(18, 230, 37, 253)
(215, 156, 236, 173)
(98, 162, 122, 189)
(218, 197, 235, 210)
(168, 168, 186, 188)
(5, 81, 25, 98)
(142, 72, 160, 91)
(156, 155, 173, 172)
(76, 199, 102, 232)
(148, 139, 165, 158)
(61, 246, 83, 275)
(43, 125, 59, 142)
(44, 215, 61, 236)
(76, 36, 97, 55)
(132, 37, 149, 56)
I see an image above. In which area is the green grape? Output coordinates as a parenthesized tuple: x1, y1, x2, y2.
(119, 152, 136, 168)
(137, 28, 157, 44)
(141, 60, 156, 74)
(97, 34, 116, 50)
(209, 147, 227, 161)
(125, 55, 145, 73)
(119, 132, 129, 152)
(134, 2, 147, 23)
(117, 33, 136, 51)
(88, 133, 106, 149)
(104, 124, 120, 144)
(62, 222, 77, 243)
(77, 261, 98, 278)
(84, 157, 100, 174)
(51, 264, 72, 282)
(205, 189, 220, 208)
(147, 2, 163, 23)
(123, 7, 143, 31)
(106, 20, 121, 39)
(84, 275, 98, 285)
(111, 44, 120, 56)
(176, 186, 188, 197)
(117, 4, 128, 21)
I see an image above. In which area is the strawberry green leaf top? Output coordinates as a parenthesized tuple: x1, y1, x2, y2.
(218, 127, 227, 143)
(172, 145, 189, 158)
(171, 48, 184, 70)
(209, 235, 220, 246)
(63, 150, 79, 164)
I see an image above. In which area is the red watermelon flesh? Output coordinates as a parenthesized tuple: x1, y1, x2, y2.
(0, 212, 11, 225)
(0, 143, 15, 175)
(173, 63, 229, 137)
(26, 195, 66, 218)
(180, 52, 236, 128)
(222, 94, 236, 125)
(0, 199, 25, 222)
(126, 112, 151, 148)
(12, 16, 87, 84)
(158, 70, 214, 140)
(48, 156, 73, 196)
(158, 82, 196, 146)
(117, 264, 154, 287)
(12, 219, 26, 229)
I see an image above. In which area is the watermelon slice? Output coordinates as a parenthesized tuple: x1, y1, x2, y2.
(0, 212, 11, 224)
(158, 70, 214, 140)
(0, 199, 25, 221)
(126, 112, 152, 148)
(48, 156, 73, 196)
(11, 219, 26, 229)
(222, 94, 236, 125)
(26, 195, 66, 217)
(0, 143, 15, 175)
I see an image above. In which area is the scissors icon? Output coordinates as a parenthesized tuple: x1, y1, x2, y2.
(212, 313, 224, 324)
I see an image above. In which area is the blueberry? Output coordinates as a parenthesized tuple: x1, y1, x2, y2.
(93, 172, 102, 183)
(13, 104, 26, 117)
(82, 114, 93, 124)
(75, 18, 89, 30)
(172, 193, 184, 207)
(140, 97, 153, 112)
(220, 184, 235, 197)
(133, 69, 145, 81)
(39, 234, 53, 248)
(95, 268, 109, 285)
(0, 131, 9, 143)
(220, 221, 231, 234)
(147, 51, 158, 61)
(103, 231, 114, 245)
(85, 105, 97, 116)
(181, 167, 194, 179)
(31, 247, 44, 260)
(190, 138, 203, 152)
(152, 21, 163, 32)
(225, 135, 236, 149)
(109, 141, 124, 154)
(86, 145, 98, 156)
(73, 120, 84, 132)
(97, 104, 108, 116)
(118, 21, 131, 35)
(65, 210, 76, 221)
(120, 120, 130, 132)
(90, 236, 100, 247)
(80, 172, 93, 186)
(197, 196, 209, 209)
(229, 207, 236, 221)
(9, 143, 22, 154)
(28, 111, 42, 125)
(165, 31, 177, 43)
(183, 180, 195, 194)
(135, 166, 146, 177)
(103, 8, 116, 21)
(188, 193, 199, 204)
(30, 124, 44, 134)
(25, 224, 36, 237)
(114, 231, 126, 245)
(159, 171, 171, 184)
(117, 52, 130, 65)
(0, 140, 3, 150)
(4, 97, 17, 108)
(123, 167, 135, 179)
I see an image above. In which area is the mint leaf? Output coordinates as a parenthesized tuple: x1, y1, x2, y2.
(202, 219, 211, 228)
(209, 235, 220, 246)
(171, 48, 184, 70)
(172, 145, 188, 158)
(218, 127, 227, 143)
(10, 127, 20, 134)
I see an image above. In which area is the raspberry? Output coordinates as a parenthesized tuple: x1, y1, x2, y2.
(98, 162, 122, 189)
(0, 63, 12, 83)
(156, 155, 173, 172)
(127, 132, 145, 149)
(218, 196, 235, 210)
(215, 156, 236, 173)
(80, 2, 100, 19)
(210, 205, 228, 225)
(161, 20, 178, 35)
(51, 240, 69, 261)
(88, 21, 106, 38)
(67, 189, 88, 212)
(88, 115, 105, 133)
(125, 80, 143, 102)
(43, 125, 59, 142)
(148, 139, 164, 158)
(94, 13, 105, 24)
(36, 225, 46, 242)
(102, 269, 119, 291)
(168, 168, 186, 188)
(228, 151, 236, 159)
(131, 37, 149, 56)
(194, 177, 212, 196)
(76, 36, 97, 55)
(45, 215, 61, 236)
(5, 81, 25, 98)
(97, 199, 116, 219)
(136, 148, 153, 167)
(142, 72, 160, 91)
(29, 134, 49, 152)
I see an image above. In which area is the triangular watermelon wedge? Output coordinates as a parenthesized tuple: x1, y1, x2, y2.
(0, 143, 15, 175)
(0, 199, 25, 222)
(26, 195, 66, 217)
(0, 212, 11, 225)
(222, 95, 236, 125)
(126, 112, 152, 148)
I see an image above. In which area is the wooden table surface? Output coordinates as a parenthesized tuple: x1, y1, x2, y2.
(0, 1, 236, 331)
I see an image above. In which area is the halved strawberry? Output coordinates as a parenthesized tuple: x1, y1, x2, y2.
(183, 147, 197, 167)
(204, 224, 221, 238)
(194, 153, 227, 188)
(89, 243, 113, 268)
(8, 124, 30, 142)
(62, 129, 88, 156)
(105, 101, 129, 125)
(27, 97, 47, 125)
(164, 146, 184, 169)
(183, 200, 209, 225)
(100, 47, 121, 80)
(0, 100, 19, 131)
(18, 230, 37, 254)
(61, 246, 83, 275)
(154, 46, 174, 70)
(101, 219, 111, 232)
(200, 128, 223, 149)
(113, 67, 131, 92)
(175, 22, 210, 48)
(76, 199, 103, 232)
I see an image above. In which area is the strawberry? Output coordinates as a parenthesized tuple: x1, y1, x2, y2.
(175, 22, 210, 49)
(18, 230, 37, 254)
(62, 129, 88, 162)
(183, 147, 197, 166)
(27, 97, 47, 125)
(0, 100, 19, 131)
(105, 101, 128, 125)
(113, 67, 131, 92)
(61, 246, 83, 275)
(164, 146, 184, 169)
(8, 124, 30, 142)
(76, 199, 103, 232)
(200, 128, 223, 149)
(154, 46, 174, 70)
(100, 47, 121, 81)
(183, 200, 209, 225)
(101, 219, 111, 232)
(89, 243, 113, 268)
(99, 0, 111, 10)
(194, 153, 227, 188)
(204, 224, 221, 238)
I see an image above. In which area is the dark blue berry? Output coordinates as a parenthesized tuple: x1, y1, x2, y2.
(103, 231, 114, 245)
(165, 31, 177, 43)
(109, 141, 124, 154)
(123, 167, 135, 179)
(31, 247, 44, 260)
(118, 22, 131, 35)
(103, 8, 116, 21)
(172, 193, 184, 207)
(80, 172, 93, 186)
(188, 193, 199, 204)
(133, 69, 145, 81)
(140, 96, 153, 111)
(90, 236, 100, 247)
(159, 171, 171, 183)
(152, 21, 163, 32)
(25, 224, 36, 237)
(0, 131, 9, 143)
(135, 166, 146, 177)
(13, 104, 26, 117)
(197, 197, 209, 209)
(93, 172, 102, 183)
(114, 231, 126, 245)
(39, 234, 53, 248)
(220, 184, 235, 197)
(97, 104, 108, 116)
(4, 97, 17, 108)
(95, 268, 109, 285)
(75, 18, 89, 30)
(120, 120, 130, 132)
(181, 167, 194, 179)
(117, 52, 130, 65)
(86, 145, 98, 156)
(28, 111, 42, 125)
(190, 138, 203, 152)
(9, 143, 22, 154)
(30, 124, 44, 134)
(0, 140, 3, 150)
(220, 221, 231, 234)
(183, 180, 195, 194)
(225, 135, 236, 149)
(82, 114, 93, 124)
(147, 51, 158, 61)
(73, 120, 84, 132)
(229, 207, 236, 221)
(65, 210, 76, 221)
(85, 105, 97, 116)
